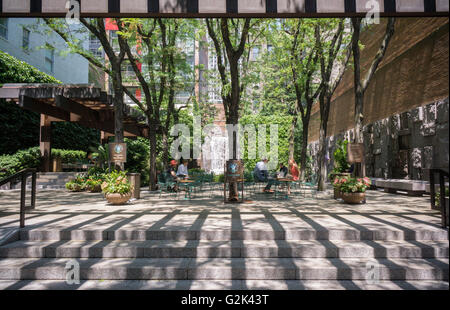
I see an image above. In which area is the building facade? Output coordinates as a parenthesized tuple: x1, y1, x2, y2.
(0, 18, 89, 83)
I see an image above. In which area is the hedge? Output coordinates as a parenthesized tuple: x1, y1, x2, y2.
(0, 147, 87, 179)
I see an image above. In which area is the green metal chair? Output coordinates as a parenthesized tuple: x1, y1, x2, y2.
(157, 172, 176, 198)
(302, 174, 318, 199)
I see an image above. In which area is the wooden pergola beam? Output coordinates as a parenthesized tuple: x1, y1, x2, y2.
(55, 95, 100, 124)
(19, 95, 70, 121)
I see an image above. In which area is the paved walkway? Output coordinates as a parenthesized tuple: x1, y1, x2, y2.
(0, 189, 445, 234)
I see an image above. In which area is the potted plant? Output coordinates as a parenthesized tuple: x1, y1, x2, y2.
(101, 170, 133, 205)
(330, 140, 351, 198)
(85, 178, 103, 193)
(65, 175, 87, 192)
(333, 176, 343, 199)
(339, 177, 372, 204)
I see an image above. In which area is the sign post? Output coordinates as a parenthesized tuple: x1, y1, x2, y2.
(109, 143, 127, 168)
(347, 143, 366, 177)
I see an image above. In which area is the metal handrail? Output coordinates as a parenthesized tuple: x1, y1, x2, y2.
(429, 168, 449, 228)
(0, 168, 37, 228)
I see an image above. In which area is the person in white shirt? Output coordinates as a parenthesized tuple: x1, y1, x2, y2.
(176, 160, 189, 178)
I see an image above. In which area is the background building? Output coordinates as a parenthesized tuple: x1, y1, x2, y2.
(0, 18, 89, 83)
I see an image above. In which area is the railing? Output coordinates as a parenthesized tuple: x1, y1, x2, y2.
(0, 168, 37, 228)
(429, 168, 449, 228)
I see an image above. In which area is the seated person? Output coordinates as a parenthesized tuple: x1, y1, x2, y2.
(176, 160, 189, 179)
(264, 163, 288, 193)
(289, 159, 300, 181)
(253, 159, 269, 182)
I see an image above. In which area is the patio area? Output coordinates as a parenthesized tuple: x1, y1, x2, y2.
(0, 187, 448, 290)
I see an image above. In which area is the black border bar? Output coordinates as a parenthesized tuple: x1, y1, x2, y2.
(305, 0, 317, 13)
(266, 0, 277, 13)
(148, 0, 159, 13)
(0, 0, 2, 14)
(109, 0, 120, 13)
(384, 0, 396, 13)
(187, 0, 198, 13)
(345, 0, 356, 13)
(226, 0, 238, 14)
(30, 0, 42, 13)
(424, 0, 436, 13)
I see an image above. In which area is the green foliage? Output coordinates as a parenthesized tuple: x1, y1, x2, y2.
(239, 114, 293, 172)
(333, 140, 350, 173)
(125, 137, 150, 187)
(101, 170, 133, 195)
(0, 147, 41, 179)
(0, 50, 60, 85)
(65, 175, 88, 192)
(52, 149, 87, 164)
(0, 147, 87, 179)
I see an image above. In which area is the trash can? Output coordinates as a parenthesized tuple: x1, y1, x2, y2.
(127, 173, 141, 199)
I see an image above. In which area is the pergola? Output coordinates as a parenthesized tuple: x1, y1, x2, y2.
(0, 84, 148, 171)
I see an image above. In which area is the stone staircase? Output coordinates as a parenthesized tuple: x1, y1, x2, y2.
(0, 225, 448, 289)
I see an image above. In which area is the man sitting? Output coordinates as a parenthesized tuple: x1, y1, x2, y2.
(176, 159, 189, 179)
(253, 159, 269, 182)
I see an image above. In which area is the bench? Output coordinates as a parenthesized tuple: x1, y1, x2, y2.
(370, 178, 427, 196)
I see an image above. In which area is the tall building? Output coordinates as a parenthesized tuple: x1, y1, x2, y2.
(0, 18, 89, 83)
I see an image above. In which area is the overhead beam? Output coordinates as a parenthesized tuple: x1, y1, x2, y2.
(55, 95, 100, 124)
(19, 95, 70, 121)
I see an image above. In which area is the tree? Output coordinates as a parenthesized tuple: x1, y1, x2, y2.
(351, 17, 395, 144)
(205, 18, 256, 201)
(117, 18, 195, 190)
(44, 18, 128, 144)
(315, 19, 352, 191)
(282, 19, 321, 181)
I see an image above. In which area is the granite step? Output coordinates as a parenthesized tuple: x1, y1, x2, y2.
(0, 258, 447, 281)
(18, 228, 449, 241)
(0, 240, 448, 259)
(0, 279, 447, 290)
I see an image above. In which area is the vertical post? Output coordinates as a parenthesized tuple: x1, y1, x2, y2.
(20, 173, 26, 228)
(430, 169, 436, 210)
(439, 172, 446, 228)
(40, 114, 52, 172)
(31, 170, 36, 210)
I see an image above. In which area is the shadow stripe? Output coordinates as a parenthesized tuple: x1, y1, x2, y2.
(148, 0, 159, 13)
(384, 0, 396, 13)
(424, 0, 436, 12)
(30, 0, 42, 13)
(345, 0, 356, 13)
(226, 0, 238, 13)
(109, 0, 120, 13)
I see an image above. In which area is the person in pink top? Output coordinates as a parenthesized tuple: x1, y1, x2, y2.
(289, 159, 300, 181)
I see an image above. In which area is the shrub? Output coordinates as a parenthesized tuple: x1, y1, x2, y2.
(333, 140, 350, 173)
(52, 149, 87, 164)
(0, 147, 88, 179)
(65, 175, 88, 192)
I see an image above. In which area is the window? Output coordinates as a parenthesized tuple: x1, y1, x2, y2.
(45, 44, 55, 73)
(251, 46, 260, 61)
(22, 28, 30, 51)
(0, 18, 8, 40)
(109, 30, 120, 53)
(267, 45, 273, 53)
(89, 34, 104, 59)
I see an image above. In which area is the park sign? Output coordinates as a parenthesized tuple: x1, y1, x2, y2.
(225, 159, 243, 182)
(109, 143, 127, 163)
(347, 143, 365, 164)
(0, 0, 448, 17)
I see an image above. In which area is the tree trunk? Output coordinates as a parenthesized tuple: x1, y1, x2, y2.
(162, 130, 169, 171)
(148, 125, 158, 191)
(111, 62, 124, 144)
(299, 117, 309, 181)
(317, 97, 331, 192)
(288, 115, 298, 161)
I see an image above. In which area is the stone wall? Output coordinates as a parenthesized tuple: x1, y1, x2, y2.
(307, 98, 449, 181)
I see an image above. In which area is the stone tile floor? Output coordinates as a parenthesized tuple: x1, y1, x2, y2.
(0, 188, 446, 235)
